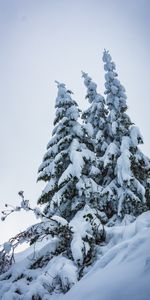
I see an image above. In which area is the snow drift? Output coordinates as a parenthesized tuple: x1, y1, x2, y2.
(62, 211, 150, 300)
(0, 211, 150, 300)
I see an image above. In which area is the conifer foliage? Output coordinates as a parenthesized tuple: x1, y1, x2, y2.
(37, 81, 102, 220)
(81, 71, 108, 158)
(99, 50, 149, 219)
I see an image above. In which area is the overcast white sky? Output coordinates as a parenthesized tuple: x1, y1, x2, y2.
(0, 0, 150, 245)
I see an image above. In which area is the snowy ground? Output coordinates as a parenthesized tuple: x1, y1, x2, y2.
(0, 211, 150, 300)
(61, 211, 150, 300)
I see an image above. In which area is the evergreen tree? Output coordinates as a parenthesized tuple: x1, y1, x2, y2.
(81, 71, 108, 158)
(36, 82, 106, 287)
(37, 82, 101, 218)
(100, 50, 150, 219)
(0, 82, 106, 297)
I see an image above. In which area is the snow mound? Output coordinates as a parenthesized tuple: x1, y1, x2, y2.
(0, 212, 150, 300)
(62, 211, 150, 300)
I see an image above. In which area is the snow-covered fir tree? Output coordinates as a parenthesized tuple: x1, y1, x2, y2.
(99, 50, 150, 220)
(37, 82, 102, 219)
(0, 82, 107, 297)
(81, 71, 108, 158)
(36, 82, 106, 285)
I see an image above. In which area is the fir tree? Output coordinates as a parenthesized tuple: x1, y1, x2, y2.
(81, 71, 108, 158)
(36, 82, 106, 284)
(37, 82, 102, 218)
(0, 82, 106, 297)
(100, 50, 150, 219)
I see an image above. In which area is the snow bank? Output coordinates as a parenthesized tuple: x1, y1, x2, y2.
(62, 211, 150, 300)
(1, 212, 150, 299)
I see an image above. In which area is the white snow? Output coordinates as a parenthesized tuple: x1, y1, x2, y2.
(61, 211, 150, 300)
(134, 178, 146, 199)
(58, 139, 84, 186)
(81, 148, 95, 162)
(58, 163, 74, 186)
(130, 126, 143, 147)
(117, 149, 132, 186)
(50, 186, 67, 210)
(83, 123, 94, 137)
(111, 85, 118, 95)
(70, 205, 102, 265)
(111, 121, 118, 134)
(42, 178, 56, 194)
(3, 242, 12, 254)
(120, 136, 131, 152)
(51, 215, 68, 226)
(72, 123, 84, 138)
(1, 212, 150, 299)
(70, 139, 84, 177)
(101, 142, 119, 167)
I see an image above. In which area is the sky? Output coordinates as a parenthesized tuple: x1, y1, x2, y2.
(0, 0, 150, 245)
